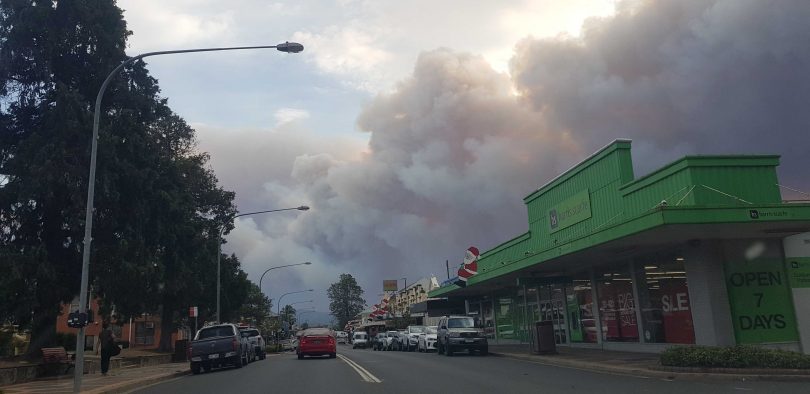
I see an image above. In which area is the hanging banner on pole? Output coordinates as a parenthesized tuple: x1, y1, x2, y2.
(189, 306, 198, 318)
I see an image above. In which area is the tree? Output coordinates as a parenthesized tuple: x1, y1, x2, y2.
(0, 0, 247, 355)
(327, 274, 366, 329)
(281, 305, 297, 328)
(238, 283, 273, 326)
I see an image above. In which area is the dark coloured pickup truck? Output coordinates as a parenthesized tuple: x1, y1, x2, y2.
(188, 323, 249, 374)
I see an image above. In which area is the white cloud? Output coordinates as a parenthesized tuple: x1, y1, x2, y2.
(274, 108, 310, 124)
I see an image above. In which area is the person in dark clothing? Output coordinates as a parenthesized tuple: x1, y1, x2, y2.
(97, 323, 115, 376)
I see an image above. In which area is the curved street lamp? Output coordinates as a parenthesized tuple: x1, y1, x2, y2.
(277, 289, 314, 317)
(258, 262, 312, 300)
(73, 42, 304, 393)
(218, 206, 309, 323)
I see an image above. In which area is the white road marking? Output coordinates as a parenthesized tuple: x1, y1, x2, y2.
(337, 354, 382, 383)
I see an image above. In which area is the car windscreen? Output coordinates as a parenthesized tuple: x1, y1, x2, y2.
(353, 333, 367, 339)
(425, 326, 437, 334)
(197, 326, 234, 339)
(447, 318, 474, 328)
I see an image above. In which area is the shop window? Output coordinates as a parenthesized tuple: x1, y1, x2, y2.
(567, 272, 597, 343)
(595, 264, 639, 342)
(495, 296, 516, 341)
(634, 256, 695, 344)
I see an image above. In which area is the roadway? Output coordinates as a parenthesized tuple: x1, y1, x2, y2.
(134, 345, 809, 394)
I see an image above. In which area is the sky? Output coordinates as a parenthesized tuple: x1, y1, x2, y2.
(116, 0, 810, 315)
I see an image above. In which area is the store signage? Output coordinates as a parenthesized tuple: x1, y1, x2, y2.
(787, 258, 810, 289)
(548, 190, 591, 233)
(383, 280, 398, 292)
(748, 209, 789, 220)
(659, 282, 695, 344)
(724, 259, 799, 343)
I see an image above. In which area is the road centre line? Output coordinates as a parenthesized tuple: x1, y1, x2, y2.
(337, 354, 382, 383)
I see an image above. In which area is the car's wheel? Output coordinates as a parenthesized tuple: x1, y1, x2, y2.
(191, 362, 201, 375)
(203, 363, 212, 373)
(329, 352, 336, 359)
(233, 355, 243, 368)
(297, 353, 304, 360)
(480, 347, 489, 356)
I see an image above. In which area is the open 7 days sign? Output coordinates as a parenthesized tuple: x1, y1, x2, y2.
(724, 259, 799, 344)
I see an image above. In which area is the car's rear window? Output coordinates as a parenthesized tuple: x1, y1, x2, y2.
(240, 329, 260, 337)
(302, 328, 333, 337)
(353, 333, 367, 339)
(197, 326, 234, 339)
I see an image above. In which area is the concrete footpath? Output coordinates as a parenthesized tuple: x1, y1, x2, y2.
(489, 345, 810, 382)
(0, 363, 189, 394)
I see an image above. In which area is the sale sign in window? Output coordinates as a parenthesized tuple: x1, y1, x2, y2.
(725, 259, 799, 344)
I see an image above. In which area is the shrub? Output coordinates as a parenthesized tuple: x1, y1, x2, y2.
(661, 345, 810, 369)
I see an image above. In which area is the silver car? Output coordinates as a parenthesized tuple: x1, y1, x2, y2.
(436, 316, 488, 356)
(417, 326, 438, 352)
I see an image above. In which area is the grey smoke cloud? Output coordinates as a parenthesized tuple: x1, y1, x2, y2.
(511, 0, 810, 191)
(201, 0, 810, 309)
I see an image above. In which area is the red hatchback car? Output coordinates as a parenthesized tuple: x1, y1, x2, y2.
(297, 328, 337, 359)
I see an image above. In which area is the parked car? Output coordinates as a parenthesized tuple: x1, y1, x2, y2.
(336, 330, 349, 344)
(371, 333, 386, 351)
(403, 325, 425, 351)
(417, 326, 437, 352)
(436, 316, 488, 356)
(297, 328, 337, 359)
(188, 323, 250, 374)
(238, 326, 265, 361)
(351, 331, 369, 349)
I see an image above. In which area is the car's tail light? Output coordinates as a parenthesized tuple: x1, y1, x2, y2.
(300, 337, 308, 345)
(328, 337, 335, 345)
(232, 338, 238, 351)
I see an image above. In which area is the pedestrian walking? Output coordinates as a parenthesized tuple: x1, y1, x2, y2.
(97, 322, 116, 376)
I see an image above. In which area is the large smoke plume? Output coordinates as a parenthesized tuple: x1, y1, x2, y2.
(202, 0, 810, 307)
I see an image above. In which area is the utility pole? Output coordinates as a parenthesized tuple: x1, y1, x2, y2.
(446, 260, 450, 279)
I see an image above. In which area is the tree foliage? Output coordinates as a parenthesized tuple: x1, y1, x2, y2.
(327, 274, 366, 329)
(0, 0, 251, 354)
(281, 304, 296, 327)
(237, 282, 273, 327)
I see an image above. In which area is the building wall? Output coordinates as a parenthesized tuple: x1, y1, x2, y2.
(684, 241, 735, 346)
(56, 299, 167, 350)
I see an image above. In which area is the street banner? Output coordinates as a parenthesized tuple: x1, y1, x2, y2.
(189, 306, 198, 317)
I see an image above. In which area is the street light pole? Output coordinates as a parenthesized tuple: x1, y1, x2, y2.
(74, 42, 304, 393)
(218, 206, 309, 323)
(277, 289, 315, 317)
(258, 262, 312, 301)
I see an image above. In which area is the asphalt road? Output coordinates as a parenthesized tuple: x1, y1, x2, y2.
(135, 345, 810, 394)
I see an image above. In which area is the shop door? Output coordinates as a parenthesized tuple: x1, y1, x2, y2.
(538, 285, 568, 345)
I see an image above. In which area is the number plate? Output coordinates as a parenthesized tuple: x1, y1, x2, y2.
(208, 354, 220, 359)
(464, 339, 474, 343)
(313, 340, 321, 344)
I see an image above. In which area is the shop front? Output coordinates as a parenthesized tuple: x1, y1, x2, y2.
(431, 140, 810, 353)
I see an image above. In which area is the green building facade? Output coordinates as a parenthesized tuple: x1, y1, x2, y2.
(430, 140, 810, 353)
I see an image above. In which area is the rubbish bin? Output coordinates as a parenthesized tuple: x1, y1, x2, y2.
(531, 321, 556, 354)
(173, 339, 188, 362)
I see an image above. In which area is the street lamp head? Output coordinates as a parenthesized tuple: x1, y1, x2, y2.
(277, 42, 304, 53)
(297, 205, 310, 211)
(307, 289, 314, 292)
(304, 261, 312, 265)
